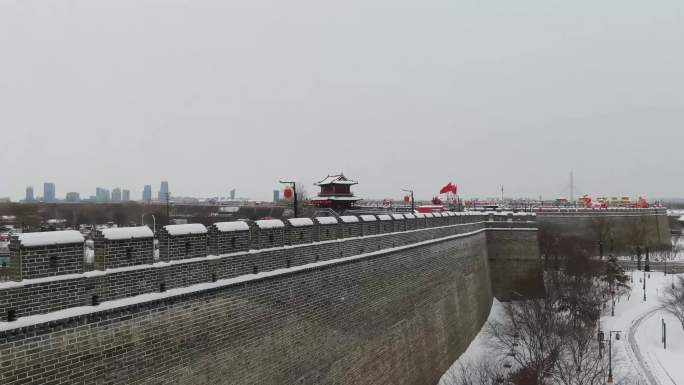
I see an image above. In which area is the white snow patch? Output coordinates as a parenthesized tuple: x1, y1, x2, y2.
(100, 226, 153, 240)
(255, 219, 285, 229)
(213, 221, 250, 232)
(164, 224, 208, 236)
(360, 215, 377, 222)
(288, 218, 314, 227)
(404, 214, 416, 219)
(17, 230, 84, 247)
(377, 215, 392, 221)
(315, 217, 338, 225)
(340, 216, 359, 223)
(391, 214, 405, 220)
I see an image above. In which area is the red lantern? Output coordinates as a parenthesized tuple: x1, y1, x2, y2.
(404, 195, 411, 202)
(283, 186, 294, 199)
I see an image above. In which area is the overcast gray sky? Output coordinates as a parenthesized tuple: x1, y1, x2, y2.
(1, 0, 683, 201)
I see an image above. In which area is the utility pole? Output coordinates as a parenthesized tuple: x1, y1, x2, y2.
(501, 185, 504, 203)
(278, 180, 298, 218)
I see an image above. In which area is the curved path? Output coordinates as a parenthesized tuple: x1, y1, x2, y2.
(627, 307, 677, 385)
(627, 308, 661, 385)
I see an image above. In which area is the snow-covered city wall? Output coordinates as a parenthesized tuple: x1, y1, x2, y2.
(0, 213, 542, 385)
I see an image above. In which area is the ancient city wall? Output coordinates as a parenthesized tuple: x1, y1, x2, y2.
(0, 213, 536, 385)
(536, 208, 670, 253)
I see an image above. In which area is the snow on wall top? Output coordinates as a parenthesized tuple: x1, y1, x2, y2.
(679, 215, 684, 222)
(213, 221, 250, 232)
(315, 217, 338, 225)
(339, 216, 359, 223)
(288, 218, 314, 227)
(424, 213, 434, 218)
(404, 214, 416, 219)
(377, 215, 392, 221)
(360, 215, 377, 222)
(255, 219, 285, 229)
(391, 214, 405, 220)
(17, 230, 85, 247)
(101, 226, 153, 240)
(413, 213, 426, 218)
(164, 224, 208, 236)
(432, 212, 443, 217)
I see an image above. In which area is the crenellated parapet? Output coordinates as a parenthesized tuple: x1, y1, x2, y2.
(0, 213, 537, 325)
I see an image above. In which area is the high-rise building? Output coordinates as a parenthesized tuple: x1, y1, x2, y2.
(159, 181, 169, 202)
(273, 190, 280, 202)
(43, 182, 56, 202)
(142, 185, 152, 202)
(230, 189, 236, 200)
(112, 188, 122, 202)
(96, 187, 111, 202)
(122, 189, 130, 202)
(25, 186, 34, 202)
(65, 192, 81, 202)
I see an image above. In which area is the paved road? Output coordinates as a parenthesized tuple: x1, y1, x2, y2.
(627, 308, 677, 385)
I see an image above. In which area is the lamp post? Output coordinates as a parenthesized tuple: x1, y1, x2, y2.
(643, 268, 647, 302)
(279, 180, 298, 218)
(402, 189, 415, 213)
(598, 330, 621, 383)
(141, 213, 156, 233)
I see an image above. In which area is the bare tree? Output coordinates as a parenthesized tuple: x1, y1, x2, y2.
(441, 360, 506, 385)
(487, 271, 608, 385)
(661, 275, 684, 331)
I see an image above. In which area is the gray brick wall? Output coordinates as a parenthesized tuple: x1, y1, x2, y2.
(0, 229, 493, 385)
(8, 240, 84, 281)
(207, 225, 250, 255)
(158, 230, 208, 261)
(93, 233, 154, 270)
(285, 224, 314, 246)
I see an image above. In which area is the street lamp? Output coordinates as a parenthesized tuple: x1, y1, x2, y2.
(402, 188, 415, 213)
(598, 330, 621, 383)
(141, 213, 156, 233)
(278, 180, 298, 218)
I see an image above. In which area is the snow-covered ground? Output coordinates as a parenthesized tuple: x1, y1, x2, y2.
(603, 271, 684, 385)
(439, 273, 684, 385)
(438, 299, 506, 385)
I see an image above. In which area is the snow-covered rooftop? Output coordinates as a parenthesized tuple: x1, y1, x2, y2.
(213, 221, 250, 232)
(255, 219, 285, 229)
(101, 226, 153, 240)
(288, 218, 314, 227)
(314, 174, 358, 186)
(164, 224, 208, 236)
(360, 215, 377, 222)
(17, 230, 85, 247)
(310, 196, 362, 201)
(315, 217, 338, 225)
(339, 215, 359, 223)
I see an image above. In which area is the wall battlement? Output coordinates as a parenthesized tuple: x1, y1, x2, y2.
(0, 212, 541, 385)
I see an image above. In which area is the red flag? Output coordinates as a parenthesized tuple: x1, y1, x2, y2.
(451, 184, 458, 194)
(439, 182, 454, 194)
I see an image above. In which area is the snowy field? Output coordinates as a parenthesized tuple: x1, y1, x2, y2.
(439, 274, 684, 385)
(603, 272, 684, 385)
